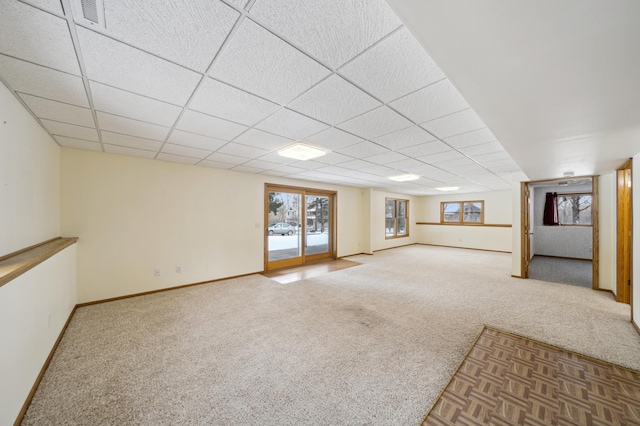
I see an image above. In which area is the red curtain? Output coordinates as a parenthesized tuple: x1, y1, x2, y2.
(543, 192, 559, 225)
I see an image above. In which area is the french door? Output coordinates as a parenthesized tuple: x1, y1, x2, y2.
(265, 184, 336, 271)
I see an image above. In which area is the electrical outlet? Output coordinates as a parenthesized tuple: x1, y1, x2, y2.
(176, 266, 182, 273)
(154, 269, 160, 276)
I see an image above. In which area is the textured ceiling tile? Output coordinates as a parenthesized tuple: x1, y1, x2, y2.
(472, 151, 513, 164)
(340, 27, 445, 102)
(101, 131, 163, 151)
(259, 169, 289, 177)
(287, 75, 381, 125)
(313, 152, 352, 165)
(397, 141, 451, 158)
(217, 142, 269, 158)
(358, 164, 397, 177)
(256, 151, 298, 165)
(249, 0, 401, 68)
(0, 55, 89, 107)
(336, 106, 413, 140)
(79, 0, 239, 72)
(0, 1, 80, 74)
(210, 19, 331, 104)
(285, 160, 325, 170)
(231, 165, 264, 174)
(97, 112, 170, 141)
(104, 144, 156, 159)
(384, 157, 425, 171)
(168, 130, 227, 152)
(54, 136, 102, 151)
(19, 94, 95, 127)
(372, 126, 436, 151)
(77, 27, 201, 105)
(445, 128, 497, 149)
(206, 152, 249, 165)
(41, 119, 99, 141)
(22, 0, 64, 14)
(363, 151, 410, 165)
(458, 140, 505, 156)
(226, 0, 248, 9)
(336, 141, 389, 158)
(271, 165, 307, 174)
(199, 160, 236, 170)
(157, 153, 200, 165)
(418, 150, 466, 164)
(255, 108, 329, 140)
(336, 159, 377, 170)
(437, 157, 480, 171)
(233, 128, 293, 151)
(177, 110, 248, 140)
(242, 159, 280, 170)
(389, 79, 469, 124)
(190, 78, 280, 126)
(161, 143, 211, 159)
(304, 127, 364, 151)
(90, 82, 182, 127)
(421, 109, 486, 139)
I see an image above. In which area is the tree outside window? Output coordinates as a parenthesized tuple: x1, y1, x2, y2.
(557, 194, 592, 225)
(386, 198, 409, 238)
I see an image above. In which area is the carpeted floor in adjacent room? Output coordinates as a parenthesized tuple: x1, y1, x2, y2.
(22, 245, 640, 425)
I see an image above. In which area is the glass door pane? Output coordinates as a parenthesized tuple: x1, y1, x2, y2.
(305, 194, 330, 257)
(267, 191, 302, 264)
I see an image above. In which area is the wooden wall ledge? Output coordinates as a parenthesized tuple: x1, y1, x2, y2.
(0, 237, 78, 288)
(416, 222, 512, 228)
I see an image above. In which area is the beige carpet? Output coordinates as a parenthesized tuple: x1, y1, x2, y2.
(22, 245, 640, 425)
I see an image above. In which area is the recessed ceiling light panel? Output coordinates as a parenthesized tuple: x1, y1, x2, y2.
(278, 143, 326, 161)
(436, 186, 459, 191)
(389, 174, 420, 182)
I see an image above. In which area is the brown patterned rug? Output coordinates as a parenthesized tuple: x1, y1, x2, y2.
(422, 327, 640, 425)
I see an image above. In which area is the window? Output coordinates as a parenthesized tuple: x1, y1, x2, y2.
(557, 194, 592, 225)
(441, 201, 484, 224)
(385, 198, 409, 238)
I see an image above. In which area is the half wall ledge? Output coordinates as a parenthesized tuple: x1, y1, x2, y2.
(0, 237, 78, 288)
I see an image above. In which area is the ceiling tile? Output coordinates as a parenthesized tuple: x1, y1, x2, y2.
(97, 112, 170, 141)
(472, 151, 513, 164)
(76, 27, 201, 105)
(397, 141, 451, 157)
(421, 109, 486, 139)
(259, 169, 289, 177)
(0, 55, 89, 107)
(255, 151, 297, 165)
(249, 0, 401, 68)
(336, 159, 377, 170)
(101, 131, 163, 151)
(168, 130, 227, 152)
(226, 0, 248, 10)
(19, 94, 94, 127)
(358, 164, 398, 177)
(384, 157, 426, 172)
(255, 108, 329, 140)
(241, 159, 280, 170)
(54, 136, 102, 151)
(210, 19, 331, 104)
(285, 160, 325, 170)
(176, 110, 248, 140)
(198, 160, 236, 170)
(161, 143, 211, 159)
(76, 0, 239, 72)
(458, 140, 505, 156)
(233, 128, 293, 151)
(481, 159, 522, 173)
(41, 119, 98, 141)
(90, 82, 182, 127)
(206, 152, 249, 165)
(445, 128, 497, 149)
(340, 27, 445, 102)
(436, 157, 480, 171)
(231, 165, 264, 174)
(287, 75, 380, 125)
(389, 79, 469, 123)
(336, 141, 389, 158)
(271, 165, 307, 174)
(104, 144, 156, 159)
(304, 127, 364, 151)
(189, 78, 280, 126)
(336, 106, 413, 139)
(372, 126, 437, 151)
(22, 0, 64, 14)
(313, 152, 352, 165)
(0, 1, 80, 74)
(363, 151, 410, 165)
(157, 153, 200, 165)
(418, 150, 466, 164)
(217, 142, 269, 158)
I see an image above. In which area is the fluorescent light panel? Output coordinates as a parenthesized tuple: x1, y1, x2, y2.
(278, 143, 326, 161)
(436, 186, 459, 191)
(389, 174, 420, 182)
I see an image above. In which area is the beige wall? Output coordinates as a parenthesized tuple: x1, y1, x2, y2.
(0, 83, 76, 425)
(61, 148, 365, 303)
(599, 173, 616, 292)
(415, 190, 512, 252)
(634, 153, 640, 331)
(512, 182, 523, 276)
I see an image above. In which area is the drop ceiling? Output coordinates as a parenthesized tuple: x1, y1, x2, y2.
(0, 0, 526, 195)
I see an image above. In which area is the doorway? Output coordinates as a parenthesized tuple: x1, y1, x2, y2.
(617, 160, 632, 304)
(521, 176, 599, 289)
(265, 184, 336, 271)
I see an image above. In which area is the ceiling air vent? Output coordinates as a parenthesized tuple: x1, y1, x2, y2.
(74, 0, 105, 28)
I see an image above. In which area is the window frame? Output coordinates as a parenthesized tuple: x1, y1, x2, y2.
(385, 198, 410, 239)
(440, 200, 485, 225)
(557, 192, 592, 226)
